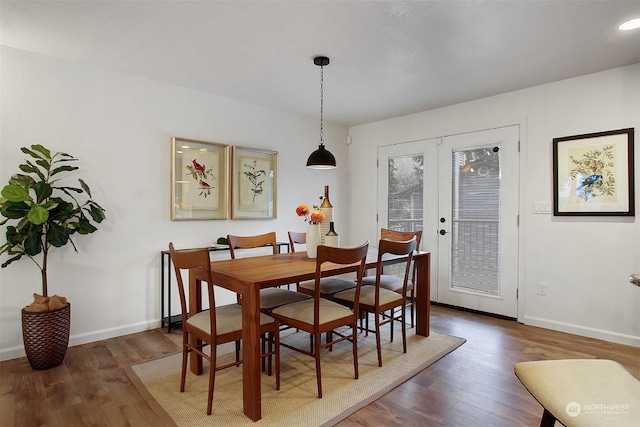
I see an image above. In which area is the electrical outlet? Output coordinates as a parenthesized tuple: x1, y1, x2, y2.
(537, 282, 547, 296)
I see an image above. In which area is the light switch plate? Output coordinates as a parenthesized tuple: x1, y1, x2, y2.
(533, 201, 551, 214)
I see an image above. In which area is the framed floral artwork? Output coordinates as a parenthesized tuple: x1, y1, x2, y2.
(170, 137, 230, 220)
(231, 147, 278, 219)
(553, 128, 634, 216)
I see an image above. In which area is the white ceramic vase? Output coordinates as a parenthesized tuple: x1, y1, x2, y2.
(306, 223, 321, 258)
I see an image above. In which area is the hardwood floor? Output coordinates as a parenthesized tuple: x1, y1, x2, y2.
(1, 305, 638, 426)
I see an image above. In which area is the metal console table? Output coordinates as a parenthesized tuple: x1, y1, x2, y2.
(160, 242, 290, 332)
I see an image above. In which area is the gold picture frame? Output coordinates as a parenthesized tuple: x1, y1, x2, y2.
(171, 137, 230, 220)
(553, 128, 634, 216)
(231, 147, 278, 219)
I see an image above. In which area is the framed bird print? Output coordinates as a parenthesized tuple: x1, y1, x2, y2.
(231, 146, 278, 219)
(553, 128, 634, 216)
(170, 137, 230, 220)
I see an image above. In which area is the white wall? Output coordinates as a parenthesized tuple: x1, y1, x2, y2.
(0, 46, 349, 361)
(347, 64, 640, 346)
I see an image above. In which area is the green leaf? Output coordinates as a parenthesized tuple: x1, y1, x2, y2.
(4, 226, 23, 245)
(19, 163, 39, 174)
(49, 199, 74, 221)
(75, 216, 97, 234)
(24, 234, 42, 256)
(87, 203, 106, 222)
(59, 186, 82, 194)
(9, 174, 35, 188)
(1, 254, 24, 268)
(57, 152, 74, 160)
(47, 223, 70, 247)
(41, 200, 59, 210)
(20, 161, 45, 181)
(27, 205, 49, 225)
(29, 144, 51, 160)
(51, 165, 79, 176)
(1, 185, 31, 202)
(2, 201, 30, 219)
(35, 159, 51, 171)
(33, 182, 53, 203)
(79, 179, 91, 197)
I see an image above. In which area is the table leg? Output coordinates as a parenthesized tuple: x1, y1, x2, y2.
(188, 274, 203, 375)
(242, 284, 262, 421)
(415, 252, 431, 336)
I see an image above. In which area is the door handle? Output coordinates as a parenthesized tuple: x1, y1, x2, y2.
(439, 229, 448, 235)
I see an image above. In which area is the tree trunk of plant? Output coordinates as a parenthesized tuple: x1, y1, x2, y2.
(41, 243, 48, 297)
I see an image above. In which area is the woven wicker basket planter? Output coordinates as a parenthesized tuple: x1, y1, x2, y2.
(21, 303, 71, 370)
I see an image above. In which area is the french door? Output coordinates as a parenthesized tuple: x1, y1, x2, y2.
(378, 139, 438, 300)
(437, 126, 519, 317)
(378, 126, 520, 317)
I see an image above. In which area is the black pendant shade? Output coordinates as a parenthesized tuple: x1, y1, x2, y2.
(306, 56, 336, 169)
(306, 143, 336, 169)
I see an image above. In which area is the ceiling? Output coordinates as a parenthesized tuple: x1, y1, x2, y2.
(1, 1, 639, 128)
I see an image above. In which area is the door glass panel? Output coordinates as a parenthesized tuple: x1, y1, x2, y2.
(450, 147, 500, 295)
(388, 155, 424, 233)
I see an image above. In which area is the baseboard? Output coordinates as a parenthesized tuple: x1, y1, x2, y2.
(0, 319, 160, 362)
(523, 315, 640, 348)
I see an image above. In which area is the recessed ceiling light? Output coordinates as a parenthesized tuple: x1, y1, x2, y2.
(619, 18, 640, 31)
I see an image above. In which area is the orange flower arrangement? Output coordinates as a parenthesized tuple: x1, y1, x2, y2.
(296, 203, 325, 224)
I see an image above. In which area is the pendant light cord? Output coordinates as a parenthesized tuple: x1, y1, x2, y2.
(319, 64, 324, 145)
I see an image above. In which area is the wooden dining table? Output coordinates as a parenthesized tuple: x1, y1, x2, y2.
(188, 248, 431, 421)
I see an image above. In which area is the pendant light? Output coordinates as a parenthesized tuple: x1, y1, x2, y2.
(306, 56, 336, 169)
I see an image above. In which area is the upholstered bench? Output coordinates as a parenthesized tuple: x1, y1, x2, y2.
(514, 359, 640, 427)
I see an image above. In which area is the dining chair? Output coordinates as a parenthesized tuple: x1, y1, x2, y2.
(227, 232, 311, 311)
(362, 228, 422, 327)
(168, 242, 280, 415)
(333, 237, 416, 367)
(270, 241, 369, 398)
(289, 231, 359, 300)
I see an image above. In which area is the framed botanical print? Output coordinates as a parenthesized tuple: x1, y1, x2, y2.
(553, 128, 634, 216)
(170, 137, 230, 220)
(231, 147, 278, 219)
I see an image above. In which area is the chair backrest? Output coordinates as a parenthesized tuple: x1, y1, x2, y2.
(227, 232, 277, 259)
(380, 228, 421, 282)
(168, 242, 216, 333)
(288, 231, 306, 253)
(380, 228, 422, 249)
(374, 237, 417, 298)
(313, 241, 369, 321)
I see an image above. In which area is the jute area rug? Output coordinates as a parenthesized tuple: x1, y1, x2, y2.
(127, 324, 465, 426)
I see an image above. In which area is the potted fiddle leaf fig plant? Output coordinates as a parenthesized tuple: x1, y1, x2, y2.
(0, 144, 106, 370)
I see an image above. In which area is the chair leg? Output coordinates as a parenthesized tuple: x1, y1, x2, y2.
(314, 332, 323, 398)
(274, 328, 281, 391)
(365, 312, 370, 336)
(390, 309, 395, 343)
(262, 333, 267, 373)
(352, 322, 359, 379)
(180, 343, 188, 392)
(207, 346, 217, 415)
(375, 313, 383, 367)
(540, 408, 557, 427)
(265, 333, 271, 376)
(410, 289, 415, 328)
(235, 340, 241, 364)
(401, 304, 407, 354)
